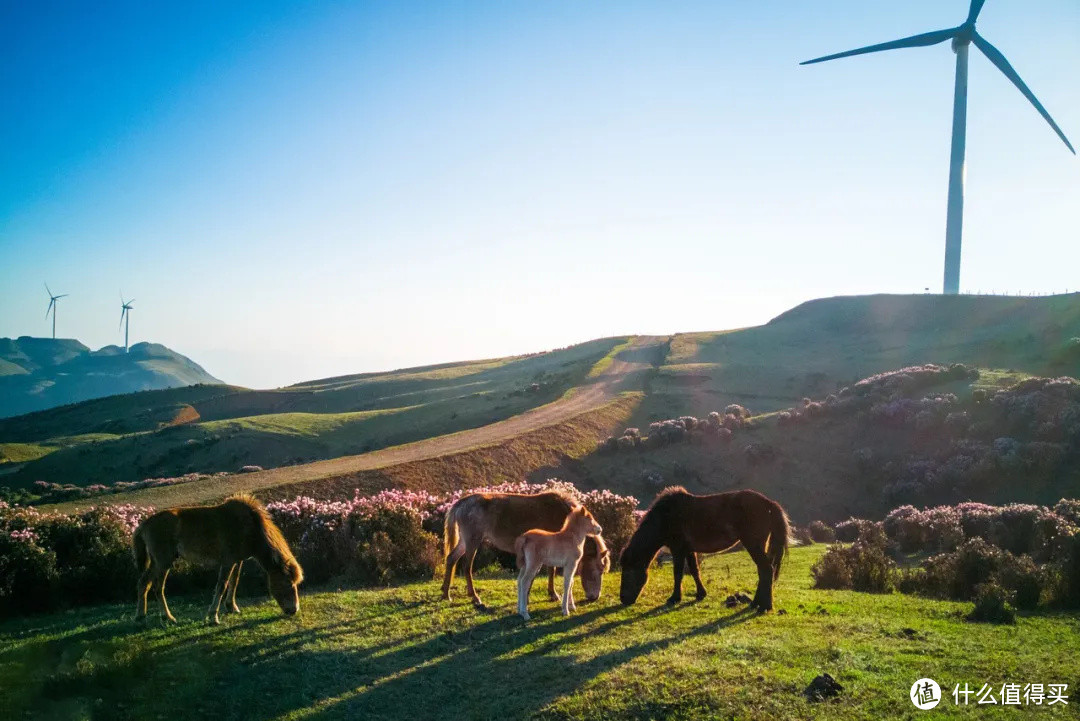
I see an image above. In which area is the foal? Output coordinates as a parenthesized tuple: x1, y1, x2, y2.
(515, 505, 602, 620)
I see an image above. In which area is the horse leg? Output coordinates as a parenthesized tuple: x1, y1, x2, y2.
(206, 564, 229, 625)
(441, 540, 467, 601)
(135, 565, 154, 623)
(547, 566, 561, 602)
(156, 568, 177, 624)
(562, 560, 579, 615)
(464, 544, 483, 606)
(745, 542, 775, 612)
(224, 561, 242, 614)
(520, 561, 541, 620)
(686, 552, 707, 601)
(666, 552, 686, 605)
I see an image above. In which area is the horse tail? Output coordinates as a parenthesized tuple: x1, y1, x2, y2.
(133, 525, 149, 572)
(766, 500, 790, 581)
(443, 501, 462, 560)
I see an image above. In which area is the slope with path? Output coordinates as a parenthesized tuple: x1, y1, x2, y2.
(57, 336, 667, 510)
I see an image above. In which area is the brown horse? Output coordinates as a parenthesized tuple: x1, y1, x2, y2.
(442, 491, 610, 606)
(133, 494, 304, 625)
(619, 487, 790, 611)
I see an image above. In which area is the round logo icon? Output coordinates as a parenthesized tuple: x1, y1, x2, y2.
(910, 678, 942, 710)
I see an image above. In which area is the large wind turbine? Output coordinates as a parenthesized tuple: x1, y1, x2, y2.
(119, 295, 135, 352)
(801, 0, 1075, 295)
(44, 284, 68, 339)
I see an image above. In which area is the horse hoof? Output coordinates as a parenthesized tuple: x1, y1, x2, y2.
(695, 591, 707, 602)
(665, 596, 681, 606)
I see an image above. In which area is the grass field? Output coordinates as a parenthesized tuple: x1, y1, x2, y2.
(3, 545, 1076, 720)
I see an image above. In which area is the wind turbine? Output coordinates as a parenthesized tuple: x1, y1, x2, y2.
(119, 294, 135, 352)
(801, 0, 1075, 295)
(44, 284, 68, 339)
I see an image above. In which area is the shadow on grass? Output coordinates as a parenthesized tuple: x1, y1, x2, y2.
(5, 590, 759, 721)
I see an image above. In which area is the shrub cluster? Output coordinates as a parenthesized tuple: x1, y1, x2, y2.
(813, 499, 1080, 613)
(599, 411, 747, 454)
(0, 501, 155, 616)
(10, 473, 231, 505)
(882, 501, 1076, 560)
(811, 523, 896, 593)
(267, 480, 640, 585)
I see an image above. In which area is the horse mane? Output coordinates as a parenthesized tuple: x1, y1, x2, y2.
(647, 485, 689, 511)
(227, 494, 304, 584)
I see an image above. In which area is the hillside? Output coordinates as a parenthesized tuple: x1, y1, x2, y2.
(645, 293, 1080, 421)
(4, 337, 635, 489)
(0, 337, 223, 418)
(19, 293, 1080, 518)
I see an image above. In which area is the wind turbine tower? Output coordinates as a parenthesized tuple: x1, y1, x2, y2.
(801, 0, 1075, 295)
(119, 295, 135, 353)
(44, 284, 68, 339)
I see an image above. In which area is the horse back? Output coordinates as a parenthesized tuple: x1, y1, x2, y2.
(465, 492, 573, 553)
(141, 501, 260, 567)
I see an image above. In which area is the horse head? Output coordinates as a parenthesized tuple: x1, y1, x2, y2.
(267, 553, 304, 616)
(579, 536, 611, 602)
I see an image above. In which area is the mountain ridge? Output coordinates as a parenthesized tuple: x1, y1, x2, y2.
(0, 337, 223, 418)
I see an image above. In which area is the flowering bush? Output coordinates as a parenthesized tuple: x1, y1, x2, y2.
(0, 502, 156, 616)
(808, 520, 836, 544)
(811, 524, 896, 593)
(267, 480, 640, 584)
(881, 501, 1077, 560)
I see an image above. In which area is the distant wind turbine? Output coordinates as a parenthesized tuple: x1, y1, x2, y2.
(119, 294, 135, 352)
(800, 0, 1075, 295)
(44, 283, 68, 339)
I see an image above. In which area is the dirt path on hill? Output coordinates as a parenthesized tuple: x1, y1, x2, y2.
(57, 336, 667, 510)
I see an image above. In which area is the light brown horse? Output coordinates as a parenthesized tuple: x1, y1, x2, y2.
(516, 505, 603, 619)
(442, 491, 610, 607)
(133, 494, 304, 625)
(619, 487, 790, 611)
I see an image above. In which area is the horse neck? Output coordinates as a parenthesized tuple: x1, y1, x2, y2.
(625, 517, 665, 567)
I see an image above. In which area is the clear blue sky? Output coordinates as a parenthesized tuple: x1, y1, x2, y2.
(2, 0, 1077, 388)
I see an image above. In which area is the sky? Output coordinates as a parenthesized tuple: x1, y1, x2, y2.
(1, 0, 1078, 389)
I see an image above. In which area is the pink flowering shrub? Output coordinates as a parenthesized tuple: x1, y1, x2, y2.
(267, 480, 640, 584)
(0, 502, 156, 615)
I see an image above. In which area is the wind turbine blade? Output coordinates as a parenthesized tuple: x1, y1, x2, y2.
(966, 0, 987, 25)
(973, 32, 1076, 154)
(127, 300, 135, 306)
(46, 299, 54, 318)
(800, 27, 957, 65)
(120, 309, 126, 330)
(57, 294, 69, 299)
(45, 282, 52, 296)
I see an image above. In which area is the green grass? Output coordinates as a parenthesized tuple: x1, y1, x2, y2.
(0, 442, 52, 464)
(3, 546, 1076, 720)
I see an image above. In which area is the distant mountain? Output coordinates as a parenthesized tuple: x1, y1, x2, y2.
(0, 337, 223, 418)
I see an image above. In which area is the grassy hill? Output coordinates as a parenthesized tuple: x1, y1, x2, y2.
(0, 337, 223, 418)
(3, 546, 1077, 720)
(3, 338, 627, 488)
(645, 293, 1080, 421)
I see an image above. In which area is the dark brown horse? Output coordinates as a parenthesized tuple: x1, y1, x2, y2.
(133, 494, 304, 625)
(619, 487, 790, 611)
(442, 491, 610, 607)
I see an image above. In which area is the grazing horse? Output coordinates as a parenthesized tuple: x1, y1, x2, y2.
(619, 487, 790, 611)
(442, 491, 611, 606)
(515, 505, 603, 619)
(133, 494, 304, 625)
